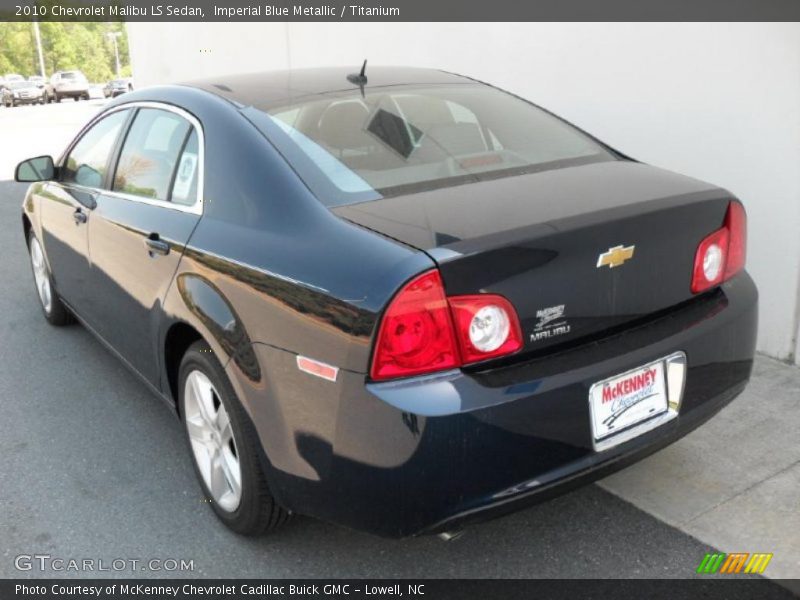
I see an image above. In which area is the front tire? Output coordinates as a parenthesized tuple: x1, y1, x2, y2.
(28, 233, 73, 326)
(179, 341, 290, 535)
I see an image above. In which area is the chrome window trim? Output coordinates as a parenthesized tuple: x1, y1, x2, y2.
(62, 100, 205, 216)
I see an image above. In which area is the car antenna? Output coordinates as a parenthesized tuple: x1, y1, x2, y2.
(347, 59, 368, 97)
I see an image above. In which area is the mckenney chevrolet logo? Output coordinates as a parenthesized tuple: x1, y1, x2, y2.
(696, 552, 773, 574)
(597, 244, 635, 268)
(601, 368, 658, 404)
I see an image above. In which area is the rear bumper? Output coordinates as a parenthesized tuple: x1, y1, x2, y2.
(423, 377, 745, 535)
(54, 88, 87, 97)
(260, 273, 758, 538)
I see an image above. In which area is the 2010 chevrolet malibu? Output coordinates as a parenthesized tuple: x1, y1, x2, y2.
(16, 67, 757, 538)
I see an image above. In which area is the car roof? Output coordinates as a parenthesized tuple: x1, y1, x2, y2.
(182, 66, 475, 112)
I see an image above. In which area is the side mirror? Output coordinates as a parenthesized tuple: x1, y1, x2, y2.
(16, 156, 55, 183)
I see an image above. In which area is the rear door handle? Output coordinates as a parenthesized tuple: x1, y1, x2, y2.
(145, 234, 170, 257)
(73, 209, 87, 225)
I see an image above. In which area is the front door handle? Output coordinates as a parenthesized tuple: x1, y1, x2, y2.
(145, 234, 170, 257)
(73, 209, 87, 225)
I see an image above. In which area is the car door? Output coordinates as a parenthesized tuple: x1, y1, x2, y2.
(87, 104, 203, 386)
(37, 109, 131, 318)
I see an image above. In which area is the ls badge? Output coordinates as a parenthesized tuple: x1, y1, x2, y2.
(597, 244, 635, 269)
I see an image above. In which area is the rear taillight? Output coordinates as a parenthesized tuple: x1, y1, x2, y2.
(448, 295, 523, 364)
(370, 270, 459, 380)
(370, 270, 523, 381)
(724, 200, 747, 279)
(691, 201, 747, 294)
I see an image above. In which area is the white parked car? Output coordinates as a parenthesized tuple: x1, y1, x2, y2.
(45, 70, 90, 103)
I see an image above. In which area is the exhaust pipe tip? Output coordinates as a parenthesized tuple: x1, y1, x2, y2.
(437, 529, 465, 542)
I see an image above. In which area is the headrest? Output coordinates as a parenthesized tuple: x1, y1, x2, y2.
(317, 102, 371, 150)
(394, 95, 455, 131)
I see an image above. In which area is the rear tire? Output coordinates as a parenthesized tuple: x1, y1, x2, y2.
(179, 341, 290, 535)
(27, 232, 74, 326)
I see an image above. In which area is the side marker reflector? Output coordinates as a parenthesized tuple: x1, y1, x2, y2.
(297, 355, 339, 382)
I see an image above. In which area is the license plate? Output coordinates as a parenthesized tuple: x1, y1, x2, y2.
(589, 359, 668, 444)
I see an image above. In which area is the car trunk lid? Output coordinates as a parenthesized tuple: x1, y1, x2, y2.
(333, 161, 732, 356)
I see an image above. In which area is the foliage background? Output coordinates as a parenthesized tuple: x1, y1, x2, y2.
(0, 22, 130, 81)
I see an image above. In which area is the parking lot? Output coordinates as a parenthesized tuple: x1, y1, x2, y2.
(0, 100, 798, 586)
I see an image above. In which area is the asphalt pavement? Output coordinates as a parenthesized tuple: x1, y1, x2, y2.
(0, 101, 795, 588)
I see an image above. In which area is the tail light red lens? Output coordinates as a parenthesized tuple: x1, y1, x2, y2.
(371, 270, 523, 381)
(724, 200, 747, 279)
(691, 201, 747, 294)
(370, 270, 459, 380)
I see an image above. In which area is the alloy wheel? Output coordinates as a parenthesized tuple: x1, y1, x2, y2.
(29, 237, 52, 314)
(183, 370, 242, 512)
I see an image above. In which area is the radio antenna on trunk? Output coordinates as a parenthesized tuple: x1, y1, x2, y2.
(347, 60, 368, 96)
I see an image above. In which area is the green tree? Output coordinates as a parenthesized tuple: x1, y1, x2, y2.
(0, 22, 130, 81)
(0, 23, 37, 75)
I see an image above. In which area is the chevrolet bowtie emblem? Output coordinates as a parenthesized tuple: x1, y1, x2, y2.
(597, 245, 635, 268)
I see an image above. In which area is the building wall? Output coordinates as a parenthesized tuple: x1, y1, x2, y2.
(128, 22, 800, 364)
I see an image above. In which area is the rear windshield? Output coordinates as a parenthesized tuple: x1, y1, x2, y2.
(61, 72, 86, 81)
(245, 83, 617, 206)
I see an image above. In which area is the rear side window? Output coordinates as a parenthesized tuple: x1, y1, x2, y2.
(113, 108, 195, 204)
(62, 110, 129, 189)
(171, 130, 199, 206)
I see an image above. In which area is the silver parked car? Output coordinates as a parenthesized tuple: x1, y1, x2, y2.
(2, 80, 45, 107)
